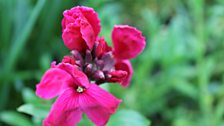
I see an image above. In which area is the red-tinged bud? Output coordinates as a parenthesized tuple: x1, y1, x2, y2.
(94, 70, 105, 82)
(85, 50, 92, 63)
(95, 37, 112, 58)
(71, 50, 83, 62)
(85, 64, 93, 74)
(108, 70, 127, 83)
(62, 56, 76, 65)
(101, 52, 115, 71)
(95, 60, 104, 70)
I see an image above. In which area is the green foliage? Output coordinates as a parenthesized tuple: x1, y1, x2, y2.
(0, 0, 224, 126)
(107, 110, 150, 126)
(0, 111, 33, 126)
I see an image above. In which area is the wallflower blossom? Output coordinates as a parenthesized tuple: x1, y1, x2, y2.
(36, 5, 145, 126)
(36, 62, 121, 126)
(62, 6, 146, 87)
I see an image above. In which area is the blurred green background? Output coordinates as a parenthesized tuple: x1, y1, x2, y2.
(0, 0, 224, 126)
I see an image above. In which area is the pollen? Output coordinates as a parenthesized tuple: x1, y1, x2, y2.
(76, 86, 85, 93)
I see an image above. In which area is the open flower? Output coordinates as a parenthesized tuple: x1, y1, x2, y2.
(62, 6, 146, 87)
(36, 63, 121, 126)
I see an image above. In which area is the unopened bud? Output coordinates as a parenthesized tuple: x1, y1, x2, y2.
(85, 50, 92, 63)
(85, 64, 93, 73)
(71, 50, 83, 62)
(94, 70, 105, 81)
(108, 70, 127, 83)
(101, 52, 115, 71)
(62, 56, 76, 64)
(95, 60, 104, 70)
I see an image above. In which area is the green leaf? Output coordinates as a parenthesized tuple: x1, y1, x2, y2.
(173, 118, 197, 126)
(0, 111, 33, 126)
(4, 0, 46, 72)
(78, 114, 94, 126)
(17, 104, 50, 119)
(100, 83, 110, 91)
(22, 88, 52, 105)
(22, 88, 42, 104)
(107, 109, 150, 126)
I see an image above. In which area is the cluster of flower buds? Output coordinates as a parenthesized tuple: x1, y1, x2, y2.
(36, 6, 146, 126)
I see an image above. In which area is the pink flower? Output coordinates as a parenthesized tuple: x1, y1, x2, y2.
(62, 6, 145, 87)
(62, 6, 101, 52)
(36, 63, 121, 126)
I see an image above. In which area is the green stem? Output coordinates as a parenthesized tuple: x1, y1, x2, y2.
(192, 0, 212, 125)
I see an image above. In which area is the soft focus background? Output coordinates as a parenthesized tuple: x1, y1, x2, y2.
(0, 0, 224, 126)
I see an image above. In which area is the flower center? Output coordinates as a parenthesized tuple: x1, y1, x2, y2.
(76, 86, 85, 93)
(71, 46, 115, 85)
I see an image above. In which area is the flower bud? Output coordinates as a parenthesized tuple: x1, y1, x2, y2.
(108, 70, 127, 83)
(94, 70, 105, 82)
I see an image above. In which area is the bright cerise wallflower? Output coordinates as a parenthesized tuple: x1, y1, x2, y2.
(36, 5, 146, 126)
(62, 6, 146, 87)
(36, 62, 121, 126)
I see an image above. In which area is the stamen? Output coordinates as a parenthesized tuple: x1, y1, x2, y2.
(76, 86, 85, 93)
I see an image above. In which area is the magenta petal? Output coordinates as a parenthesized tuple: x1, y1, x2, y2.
(79, 84, 121, 126)
(62, 6, 101, 51)
(36, 68, 73, 100)
(96, 37, 112, 58)
(43, 89, 82, 126)
(79, 19, 96, 50)
(61, 56, 76, 65)
(112, 25, 146, 59)
(115, 60, 133, 87)
(57, 63, 90, 88)
(108, 70, 127, 84)
(78, 6, 101, 37)
(62, 23, 88, 52)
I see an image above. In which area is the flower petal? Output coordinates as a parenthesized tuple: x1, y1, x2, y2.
(95, 37, 112, 58)
(112, 25, 146, 59)
(78, 6, 101, 39)
(43, 89, 82, 126)
(62, 56, 76, 65)
(62, 23, 88, 52)
(36, 68, 73, 100)
(115, 60, 133, 87)
(79, 19, 96, 50)
(108, 70, 127, 84)
(79, 84, 121, 126)
(62, 6, 101, 51)
(57, 63, 90, 88)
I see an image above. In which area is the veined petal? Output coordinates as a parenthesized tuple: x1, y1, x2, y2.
(62, 6, 101, 51)
(115, 60, 133, 87)
(80, 19, 95, 50)
(57, 63, 90, 88)
(36, 68, 73, 100)
(62, 23, 88, 52)
(108, 70, 127, 84)
(78, 6, 101, 38)
(96, 37, 112, 58)
(79, 84, 121, 126)
(62, 56, 76, 65)
(112, 25, 146, 59)
(43, 89, 82, 126)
